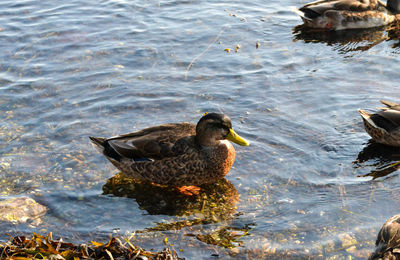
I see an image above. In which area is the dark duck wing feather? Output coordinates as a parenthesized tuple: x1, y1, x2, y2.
(370, 109, 400, 133)
(368, 100, 400, 133)
(106, 123, 195, 161)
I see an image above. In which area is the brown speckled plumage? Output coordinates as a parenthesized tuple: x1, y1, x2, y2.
(295, 0, 400, 30)
(359, 100, 400, 147)
(370, 214, 400, 260)
(90, 113, 249, 186)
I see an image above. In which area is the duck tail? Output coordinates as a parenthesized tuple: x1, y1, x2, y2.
(291, 7, 312, 21)
(358, 109, 371, 120)
(89, 136, 106, 151)
(358, 109, 382, 130)
(89, 136, 122, 162)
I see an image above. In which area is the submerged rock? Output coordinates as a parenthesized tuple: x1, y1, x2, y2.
(370, 214, 400, 260)
(0, 197, 47, 225)
(338, 233, 357, 253)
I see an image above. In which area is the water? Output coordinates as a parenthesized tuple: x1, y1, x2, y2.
(1, 0, 400, 258)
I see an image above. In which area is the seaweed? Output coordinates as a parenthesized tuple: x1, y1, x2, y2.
(0, 232, 183, 260)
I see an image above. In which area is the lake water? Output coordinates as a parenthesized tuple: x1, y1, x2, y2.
(1, 0, 400, 258)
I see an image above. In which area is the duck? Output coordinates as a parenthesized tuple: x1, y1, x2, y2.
(294, 0, 400, 30)
(90, 113, 249, 187)
(358, 100, 400, 147)
(370, 214, 400, 259)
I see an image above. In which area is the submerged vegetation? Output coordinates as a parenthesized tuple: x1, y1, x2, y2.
(0, 232, 182, 260)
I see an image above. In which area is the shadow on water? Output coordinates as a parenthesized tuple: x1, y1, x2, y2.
(354, 141, 400, 179)
(102, 174, 253, 248)
(292, 22, 400, 53)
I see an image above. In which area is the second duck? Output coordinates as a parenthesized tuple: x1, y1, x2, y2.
(358, 100, 400, 147)
(295, 0, 400, 30)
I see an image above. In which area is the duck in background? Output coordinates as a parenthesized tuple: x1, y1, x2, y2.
(359, 100, 400, 147)
(294, 0, 400, 30)
(370, 214, 400, 259)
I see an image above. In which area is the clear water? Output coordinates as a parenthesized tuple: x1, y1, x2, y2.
(1, 0, 400, 258)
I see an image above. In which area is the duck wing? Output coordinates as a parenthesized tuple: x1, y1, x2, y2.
(106, 123, 196, 160)
(300, 0, 380, 19)
(370, 109, 400, 133)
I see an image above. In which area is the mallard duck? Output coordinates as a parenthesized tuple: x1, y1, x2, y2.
(358, 100, 400, 147)
(90, 113, 249, 187)
(370, 214, 400, 259)
(294, 0, 400, 30)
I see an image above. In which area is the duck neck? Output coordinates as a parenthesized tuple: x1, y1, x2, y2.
(195, 134, 219, 147)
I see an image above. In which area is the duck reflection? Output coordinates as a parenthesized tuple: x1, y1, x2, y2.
(354, 141, 400, 179)
(103, 174, 250, 248)
(103, 173, 239, 218)
(292, 23, 400, 53)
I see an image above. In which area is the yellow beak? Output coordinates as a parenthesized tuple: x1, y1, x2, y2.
(226, 128, 250, 146)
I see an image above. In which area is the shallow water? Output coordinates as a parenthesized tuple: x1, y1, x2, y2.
(1, 0, 400, 258)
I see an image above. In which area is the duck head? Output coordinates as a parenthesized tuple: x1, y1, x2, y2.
(195, 113, 250, 147)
